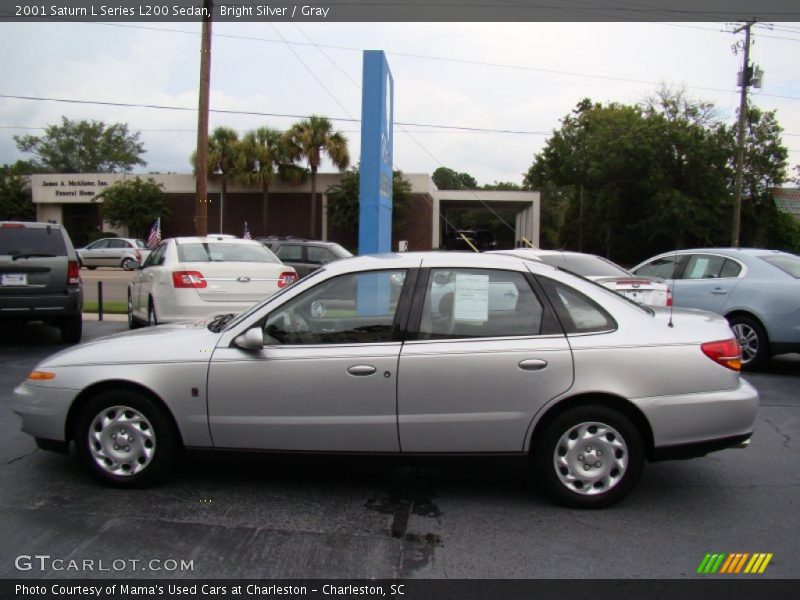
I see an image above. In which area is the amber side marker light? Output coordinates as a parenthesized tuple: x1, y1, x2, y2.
(701, 339, 742, 372)
(28, 371, 56, 381)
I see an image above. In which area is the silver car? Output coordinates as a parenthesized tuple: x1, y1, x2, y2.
(12, 252, 757, 508)
(632, 248, 800, 369)
(77, 237, 150, 271)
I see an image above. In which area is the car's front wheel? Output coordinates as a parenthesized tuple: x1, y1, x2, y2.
(729, 315, 769, 370)
(147, 298, 159, 327)
(127, 289, 143, 330)
(75, 390, 178, 487)
(535, 405, 644, 508)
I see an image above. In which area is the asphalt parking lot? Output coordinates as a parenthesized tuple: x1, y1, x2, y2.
(0, 320, 798, 579)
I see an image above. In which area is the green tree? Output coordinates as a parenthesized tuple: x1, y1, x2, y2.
(284, 115, 350, 239)
(525, 96, 734, 263)
(0, 164, 35, 221)
(720, 106, 789, 246)
(191, 126, 241, 232)
(432, 167, 477, 190)
(237, 127, 309, 234)
(482, 181, 522, 191)
(14, 117, 146, 173)
(98, 177, 169, 239)
(326, 167, 413, 237)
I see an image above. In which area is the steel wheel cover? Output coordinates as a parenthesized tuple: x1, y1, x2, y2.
(553, 421, 628, 496)
(732, 323, 758, 364)
(88, 405, 156, 476)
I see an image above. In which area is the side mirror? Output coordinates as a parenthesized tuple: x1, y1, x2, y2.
(234, 328, 265, 351)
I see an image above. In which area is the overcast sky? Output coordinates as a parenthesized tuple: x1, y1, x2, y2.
(1, 20, 798, 185)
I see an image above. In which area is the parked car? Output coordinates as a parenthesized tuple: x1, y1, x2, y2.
(0, 221, 82, 343)
(632, 248, 800, 369)
(127, 235, 298, 328)
(14, 252, 757, 508)
(257, 237, 353, 278)
(493, 249, 672, 307)
(77, 237, 150, 271)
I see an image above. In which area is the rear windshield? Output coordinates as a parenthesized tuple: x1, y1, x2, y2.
(0, 225, 67, 256)
(538, 254, 629, 277)
(177, 242, 281, 264)
(329, 243, 354, 258)
(760, 254, 800, 278)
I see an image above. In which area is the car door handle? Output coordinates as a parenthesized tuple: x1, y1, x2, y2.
(711, 288, 728, 295)
(518, 359, 548, 371)
(347, 365, 376, 376)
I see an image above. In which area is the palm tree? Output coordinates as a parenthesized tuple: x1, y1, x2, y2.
(283, 115, 350, 239)
(207, 127, 240, 233)
(238, 127, 284, 234)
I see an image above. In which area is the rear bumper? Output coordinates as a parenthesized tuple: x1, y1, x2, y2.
(0, 288, 82, 321)
(631, 378, 759, 452)
(651, 432, 752, 461)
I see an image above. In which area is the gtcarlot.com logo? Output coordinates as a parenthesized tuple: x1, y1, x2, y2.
(697, 553, 773, 575)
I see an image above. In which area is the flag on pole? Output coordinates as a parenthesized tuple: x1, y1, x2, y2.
(147, 218, 161, 249)
(243, 221, 251, 240)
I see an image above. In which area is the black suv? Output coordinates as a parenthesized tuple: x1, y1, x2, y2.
(256, 236, 353, 278)
(0, 222, 83, 343)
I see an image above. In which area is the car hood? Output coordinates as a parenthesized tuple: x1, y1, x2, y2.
(39, 321, 222, 368)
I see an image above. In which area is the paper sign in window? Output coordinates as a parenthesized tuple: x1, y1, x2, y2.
(454, 273, 489, 322)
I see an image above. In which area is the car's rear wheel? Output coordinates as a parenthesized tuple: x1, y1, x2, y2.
(75, 390, 178, 487)
(59, 314, 82, 344)
(535, 405, 644, 508)
(729, 315, 769, 370)
(121, 257, 137, 271)
(147, 298, 159, 327)
(127, 289, 143, 330)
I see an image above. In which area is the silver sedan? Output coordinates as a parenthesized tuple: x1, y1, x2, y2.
(11, 252, 758, 508)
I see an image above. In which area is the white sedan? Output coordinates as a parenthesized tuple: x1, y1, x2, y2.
(493, 249, 672, 307)
(128, 236, 298, 327)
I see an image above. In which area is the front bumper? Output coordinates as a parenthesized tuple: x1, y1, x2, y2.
(11, 381, 79, 442)
(631, 378, 759, 454)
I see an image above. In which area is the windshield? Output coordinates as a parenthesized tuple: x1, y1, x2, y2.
(330, 244, 354, 259)
(537, 254, 630, 277)
(759, 254, 800, 278)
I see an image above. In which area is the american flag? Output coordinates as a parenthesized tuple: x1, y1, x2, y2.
(243, 221, 251, 240)
(147, 218, 161, 249)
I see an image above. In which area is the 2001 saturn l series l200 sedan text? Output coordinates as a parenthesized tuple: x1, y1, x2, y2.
(11, 252, 758, 508)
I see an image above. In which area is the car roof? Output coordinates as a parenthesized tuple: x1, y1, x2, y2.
(321, 251, 559, 276)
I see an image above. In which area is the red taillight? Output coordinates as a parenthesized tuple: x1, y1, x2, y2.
(172, 270, 207, 289)
(278, 271, 298, 288)
(135, 249, 142, 262)
(67, 260, 80, 285)
(1, 223, 25, 228)
(666, 288, 673, 307)
(701, 338, 741, 372)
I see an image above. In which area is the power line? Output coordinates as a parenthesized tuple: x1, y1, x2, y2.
(0, 94, 552, 135)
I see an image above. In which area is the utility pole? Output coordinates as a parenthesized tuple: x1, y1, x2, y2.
(194, 0, 213, 236)
(731, 20, 754, 248)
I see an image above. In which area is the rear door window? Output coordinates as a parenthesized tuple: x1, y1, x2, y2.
(682, 254, 727, 279)
(275, 244, 305, 261)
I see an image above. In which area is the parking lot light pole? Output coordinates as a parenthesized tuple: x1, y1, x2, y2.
(195, 0, 213, 236)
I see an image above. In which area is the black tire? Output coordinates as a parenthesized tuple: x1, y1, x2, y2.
(74, 390, 178, 487)
(147, 298, 159, 327)
(59, 314, 83, 344)
(121, 257, 137, 271)
(535, 405, 644, 509)
(127, 290, 143, 330)
(728, 315, 769, 371)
